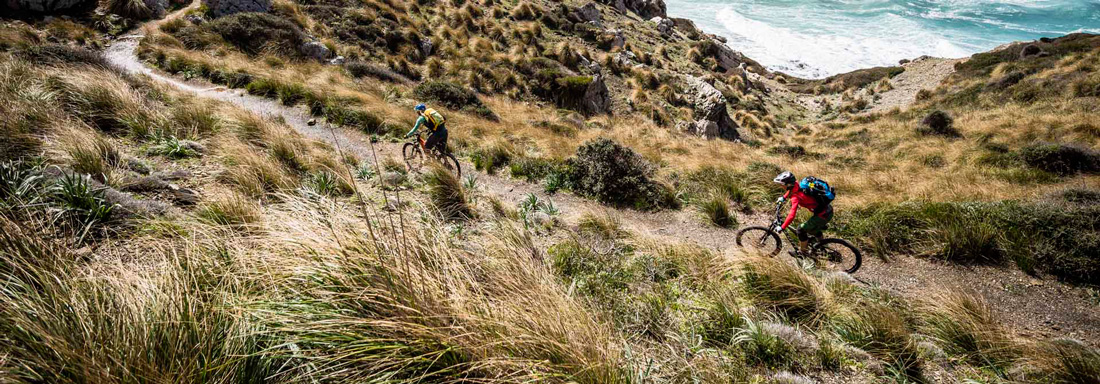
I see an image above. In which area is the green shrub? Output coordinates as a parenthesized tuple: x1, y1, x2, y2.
(917, 110, 961, 138)
(204, 13, 307, 56)
(49, 173, 117, 241)
(566, 138, 671, 210)
(470, 142, 513, 174)
(1018, 142, 1100, 175)
(149, 136, 200, 158)
(412, 81, 498, 121)
(0, 159, 45, 208)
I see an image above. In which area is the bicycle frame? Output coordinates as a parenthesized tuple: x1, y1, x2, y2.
(769, 199, 820, 248)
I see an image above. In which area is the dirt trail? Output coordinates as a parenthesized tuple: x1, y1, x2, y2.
(103, 18, 1100, 346)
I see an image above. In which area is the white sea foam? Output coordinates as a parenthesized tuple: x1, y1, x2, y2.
(714, 7, 971, 78)
(666, 0, 1100, 79)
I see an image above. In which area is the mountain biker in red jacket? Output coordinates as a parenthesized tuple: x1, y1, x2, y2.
(773, 171, 833, 257)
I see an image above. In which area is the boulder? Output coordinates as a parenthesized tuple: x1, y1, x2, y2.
(597, 0, 665, 19)
(603, 29, 625, 50)
(650, 16, 674, 36)
(419, 37, 433, 57)
(329, 56, 346, 65)
(1019, 43, 1044, 59)
(4, 0, 91, 12)
(202, 0, 270, 18)
(581, 75, 611, 115)
(143, 0, 167, 17)
(578, 54, 602, 75)
(683, 76, 739, 140)
(712, 38, 749, 72)
(575, 2, 601, 25)
(382, 172, 406, 187)
(670, 17, 703, 39)
(179, 139, 206, 154)
(125, 157, 153, 175)
(185, 14, 206, 25)
(299, 41, 333, 61)
(526, 211, 552, 227)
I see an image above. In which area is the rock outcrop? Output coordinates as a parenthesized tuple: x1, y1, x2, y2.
(202, 0, 270, 18)
(682, 76, 739, 141)
(300, 41, 333, 61)
(581, 75, 612, 115)
(670, 17, 703, 38)
(598, 0, 665, 19)
(711, 37, 751, 72)
(4, 0, 91, 12)
(650, 16, 674, 37)
(575, 2, 601, 26)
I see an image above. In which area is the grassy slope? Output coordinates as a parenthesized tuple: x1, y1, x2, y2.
(1, 4, 1100, 384)
(132, 0, 1100, 282)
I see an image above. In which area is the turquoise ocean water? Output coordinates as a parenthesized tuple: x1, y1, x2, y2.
(665, 0, 1100, 78)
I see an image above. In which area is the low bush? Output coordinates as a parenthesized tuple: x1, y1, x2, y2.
(566, 138, 672, 210)
(204, 13, 307, 56)
(917, 110, 961, 138)
(837, 200, 1100, 283)
(412, 81, 497, 121)
(1018, 142, 1100, 175)
(106, 0, 154, 20)
(345, 61, 410, 83)
(470, 141, 514, 174)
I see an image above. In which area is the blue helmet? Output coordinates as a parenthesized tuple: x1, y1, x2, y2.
(414, 103, 427, 112)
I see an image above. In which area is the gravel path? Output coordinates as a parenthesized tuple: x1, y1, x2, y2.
(103, 13, 1100, 348)
(868, 56, 963, 113)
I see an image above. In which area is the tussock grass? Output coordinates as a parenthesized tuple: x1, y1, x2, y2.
(422, 164, 473, 221)
(197, 192, 261, 226)
(578, 211, 626, 239)
(918, 290, 1018, 369)
(740, 255, 833, 324)
(697, 194, 736, 228)
(1029, 339, 1100, 384)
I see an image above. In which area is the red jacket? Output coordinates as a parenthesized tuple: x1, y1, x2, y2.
(781, 185, 828, 230)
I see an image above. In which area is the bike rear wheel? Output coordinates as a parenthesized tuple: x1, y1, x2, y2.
(403, 143, 425, 173)
(735, 226, 782, 257)
(439, 151, 461, 178)
(813, 238, 862, 274)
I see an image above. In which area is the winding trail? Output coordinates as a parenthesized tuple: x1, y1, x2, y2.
(103, 14, 1100, 347)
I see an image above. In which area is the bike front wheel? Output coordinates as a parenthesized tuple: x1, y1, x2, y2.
(813, 238, 862, 274)
(735, 226, 782, 257)
(403, 143, 425, 173)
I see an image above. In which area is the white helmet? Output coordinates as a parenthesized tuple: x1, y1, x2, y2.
(773, 171, 796, 185)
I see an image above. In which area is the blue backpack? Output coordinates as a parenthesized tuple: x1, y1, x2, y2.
(799, 176, 835, 206)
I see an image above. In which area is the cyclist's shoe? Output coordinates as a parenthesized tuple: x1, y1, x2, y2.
(788, 249, 803, 258)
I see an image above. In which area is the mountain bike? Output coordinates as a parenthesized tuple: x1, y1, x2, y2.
(403, 131, 461, 177)
(735, 198, 862, 274)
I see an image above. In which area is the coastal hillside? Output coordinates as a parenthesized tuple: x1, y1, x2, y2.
(1, 0, 1099, 382)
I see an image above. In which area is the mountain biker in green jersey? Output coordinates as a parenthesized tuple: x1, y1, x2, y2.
(405, 103, 448, 154)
